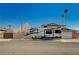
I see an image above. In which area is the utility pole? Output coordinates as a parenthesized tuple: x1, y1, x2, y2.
(21, 20, 25, 33)
(21, 21, 23, 33)
(61, 14, 65, 25)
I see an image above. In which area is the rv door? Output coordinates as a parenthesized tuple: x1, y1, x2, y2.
(44, 29, 53, 38)
(54, 30, 62, 38)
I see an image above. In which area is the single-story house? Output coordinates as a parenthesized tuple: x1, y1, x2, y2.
(41, 23, 78, 39)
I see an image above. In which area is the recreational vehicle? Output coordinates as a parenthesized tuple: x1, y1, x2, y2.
(31, 27, 62, 40)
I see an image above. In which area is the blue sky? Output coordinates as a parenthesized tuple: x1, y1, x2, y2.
(0, 3, 79, 30)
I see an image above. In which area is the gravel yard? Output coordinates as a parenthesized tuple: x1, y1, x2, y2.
(0, 39, 79, 55)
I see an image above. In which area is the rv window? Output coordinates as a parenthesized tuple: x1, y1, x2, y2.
(46, 29, 52, 34)
(55, 30, 61, 33)
(30, 29, 39, 34)
(31, 31, 39, 34)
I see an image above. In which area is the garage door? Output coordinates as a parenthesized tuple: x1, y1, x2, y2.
(3, 33, 13, 39)
(62, 32, 72, 39)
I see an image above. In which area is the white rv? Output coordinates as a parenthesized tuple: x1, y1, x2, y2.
(31, 27, 62, 40)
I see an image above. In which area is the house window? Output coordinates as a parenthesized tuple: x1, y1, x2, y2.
(55, 30, 61, 33)
(46, 29, 52, 34)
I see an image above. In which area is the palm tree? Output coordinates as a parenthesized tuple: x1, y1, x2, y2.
(64, 9, 68, 13)
(61, 9, 69, 27)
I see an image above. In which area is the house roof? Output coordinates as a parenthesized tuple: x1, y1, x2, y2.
(0, 29, 7, 31)
(62, 28, 78, 32)
(62, 28, 72, 30)
(47, 23, 58, 25)
(41, 23, 65, 27)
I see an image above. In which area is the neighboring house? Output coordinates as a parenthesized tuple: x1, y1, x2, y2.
(0, 28, 13, 39)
